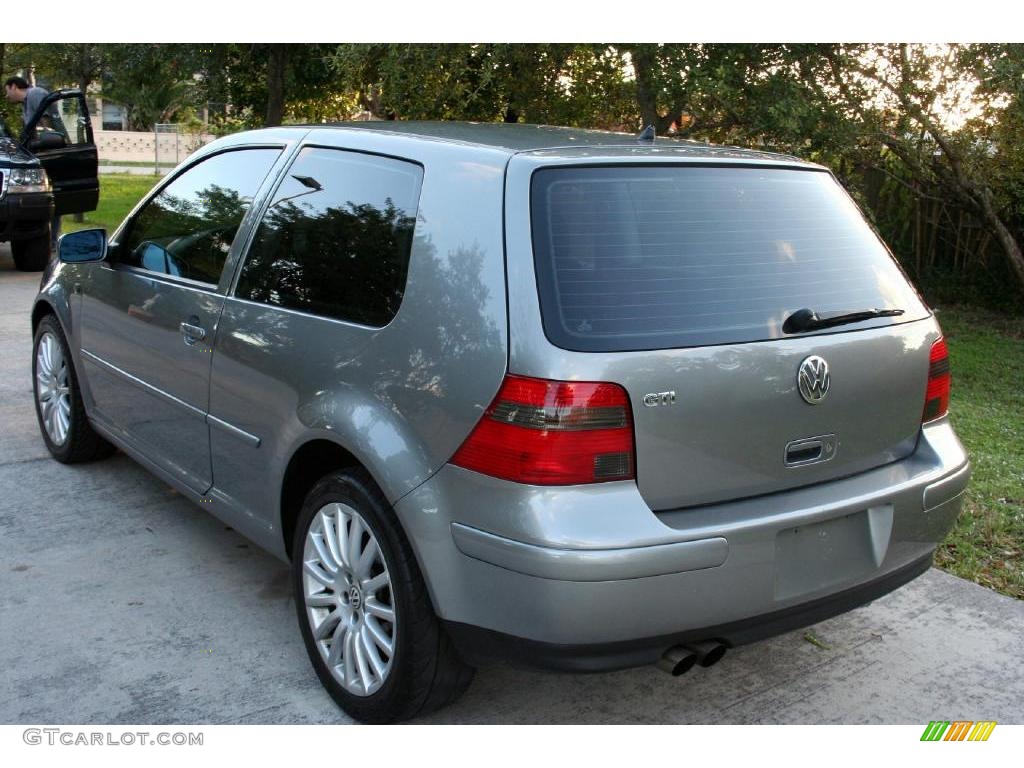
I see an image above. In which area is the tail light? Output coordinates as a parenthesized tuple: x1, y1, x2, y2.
(451, 375, 635, 485)
(922, 337, 951, 423)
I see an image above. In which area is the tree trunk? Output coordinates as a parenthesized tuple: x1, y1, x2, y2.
(953, 210, 963, 275)
(628, 46, 680, 134)
(914, 191, 922, 277)
(927, 200, 940, 270)
(78, 44, 92, 97)
(630, 45, 660, 131)
(978, 192, 1024, 291)
(75, 55, 91, 224)
(265, 44, 288, 127)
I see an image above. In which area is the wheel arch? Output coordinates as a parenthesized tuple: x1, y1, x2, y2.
(31, 297, 61, 336)
(280, 438, 382, 561)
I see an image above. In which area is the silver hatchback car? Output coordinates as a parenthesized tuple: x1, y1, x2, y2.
(32, 123, 970, 722)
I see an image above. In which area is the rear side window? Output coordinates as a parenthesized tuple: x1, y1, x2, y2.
(531, 166, 929, 352)
(235, 147, 422, 327)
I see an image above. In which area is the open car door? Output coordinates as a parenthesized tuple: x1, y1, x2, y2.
(21, 89, 99, 216)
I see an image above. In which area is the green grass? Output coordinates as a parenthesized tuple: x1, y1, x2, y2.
(57, 175, 1024, 600)
(63, 174, 163, 235)
(934, 306, 1024, 599)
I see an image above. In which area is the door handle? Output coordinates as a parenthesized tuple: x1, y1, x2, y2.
(180, 321, 207, 344)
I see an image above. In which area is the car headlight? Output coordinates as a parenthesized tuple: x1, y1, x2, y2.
(7, 167, 51, 194)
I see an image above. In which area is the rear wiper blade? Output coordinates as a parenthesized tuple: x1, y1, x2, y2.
(783, 307, 905, 334)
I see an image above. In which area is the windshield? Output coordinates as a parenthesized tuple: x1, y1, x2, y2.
(530, 165, 930, 352)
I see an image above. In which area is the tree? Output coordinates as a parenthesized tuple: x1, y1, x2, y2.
(24, 43, 106, 95)
(265, 44, 288, 126)
(189, 44, 342, 129)
(813, 44, 1024, 293)
(329, 44, 634, 128)
(101, 44, 198, 130)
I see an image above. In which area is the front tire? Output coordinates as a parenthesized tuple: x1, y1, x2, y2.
(292, 469, 474, 722)
(32, 315, 114, 463)
(12, 233, 51, 272)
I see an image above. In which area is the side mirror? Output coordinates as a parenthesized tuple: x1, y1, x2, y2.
(59, 229, 108, 264)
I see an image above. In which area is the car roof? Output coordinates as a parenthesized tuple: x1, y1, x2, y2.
(290, 121, 812, 166)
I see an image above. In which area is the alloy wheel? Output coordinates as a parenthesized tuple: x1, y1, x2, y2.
(301, 502, 397, 697)
(35, 332, 71, 446)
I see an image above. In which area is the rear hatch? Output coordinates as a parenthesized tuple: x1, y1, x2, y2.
(528, 163, 934, 510)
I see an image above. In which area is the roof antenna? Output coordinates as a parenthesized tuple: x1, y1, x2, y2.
(636, 124, 656, 143)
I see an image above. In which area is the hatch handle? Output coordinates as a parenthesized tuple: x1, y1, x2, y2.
(785, 434, 837, 467)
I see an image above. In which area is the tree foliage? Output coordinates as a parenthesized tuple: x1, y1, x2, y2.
(4, 41, 1024, 304)
(330, 44, 635, 126)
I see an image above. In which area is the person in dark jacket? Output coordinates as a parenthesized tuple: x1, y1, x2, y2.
(4, 76, 62, 250)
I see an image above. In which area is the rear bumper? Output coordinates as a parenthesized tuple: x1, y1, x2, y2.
(443, 552, 934, 671)
(395, 418, 969, 669)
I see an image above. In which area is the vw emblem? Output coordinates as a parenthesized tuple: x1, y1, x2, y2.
(797, 356, 831, 404)
(348, 585, 362, 609)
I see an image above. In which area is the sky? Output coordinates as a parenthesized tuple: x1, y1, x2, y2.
(17, 0, 1021, 44)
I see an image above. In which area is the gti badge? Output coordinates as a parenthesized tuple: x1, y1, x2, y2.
(642, 391, 676, 407)
(797, 356, 830, 404)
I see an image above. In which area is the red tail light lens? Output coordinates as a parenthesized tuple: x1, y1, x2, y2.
(451, 375, 635, 485)
(922, 337, 951, 423)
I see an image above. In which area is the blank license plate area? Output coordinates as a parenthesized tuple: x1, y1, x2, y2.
(775, 510, 876, 601)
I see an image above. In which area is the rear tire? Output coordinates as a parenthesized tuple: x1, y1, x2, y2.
(32, 315, 115, 463)
(292, 468, 474, 723)
(12, 233, 51, 272)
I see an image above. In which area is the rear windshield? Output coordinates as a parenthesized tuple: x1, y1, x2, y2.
(530, 165, 929, 352)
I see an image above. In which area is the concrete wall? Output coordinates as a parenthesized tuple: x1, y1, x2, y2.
(95, 129, 216, 165)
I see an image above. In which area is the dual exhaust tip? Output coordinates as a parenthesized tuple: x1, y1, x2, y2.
(657, 640, 728, 677)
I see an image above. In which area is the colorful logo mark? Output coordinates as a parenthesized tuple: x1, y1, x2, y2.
(920, 721, 997, 742)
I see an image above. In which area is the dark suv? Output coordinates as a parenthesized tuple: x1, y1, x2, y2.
(1, 88, 98, 271)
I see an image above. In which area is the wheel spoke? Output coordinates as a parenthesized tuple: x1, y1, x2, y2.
(37, 338, 52, 376)
(362, 571, 390, 594)
(311, 532, 339, 574)
(334, 508, 351, 569)
(363, 614, 394, 655)
(364, 599, 395, 624)
(354, 536, 378, 580)
(306, 592, 335, 608)
(313, 608, 342, 641)
(343, 630, 357, 689)
(48, 339, 62, 375)
(326, 620, 349, 667)
(303, 560, 335, 588)
(360, 626, 387, 679)
(319, 508, 342, 569)
(56, 406, 69, 442)
(51, 404, 64, 442)
(347, 514, 363, 574)
(354, 633, 373, 692)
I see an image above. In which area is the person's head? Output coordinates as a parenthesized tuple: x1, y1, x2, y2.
(4, 76, 30, 103)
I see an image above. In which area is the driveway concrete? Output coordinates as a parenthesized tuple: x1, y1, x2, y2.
(1, 243, 1022, 725)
